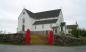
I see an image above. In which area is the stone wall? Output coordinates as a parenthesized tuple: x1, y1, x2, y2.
(54, 35, 86, 46)
(31, 31, 48, 35)
(0, 33, 25, 44)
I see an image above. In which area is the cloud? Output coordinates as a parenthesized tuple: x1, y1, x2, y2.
(62, 0, 86, 29)
(0, 0, 86, 33)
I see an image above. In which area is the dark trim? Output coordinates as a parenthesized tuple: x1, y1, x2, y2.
(33, 19, 57, 25)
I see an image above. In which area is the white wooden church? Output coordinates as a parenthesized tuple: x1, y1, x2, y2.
(17, 8, 66, 35)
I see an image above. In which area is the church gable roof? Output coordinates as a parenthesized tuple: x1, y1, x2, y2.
(24, 9, 61, 19)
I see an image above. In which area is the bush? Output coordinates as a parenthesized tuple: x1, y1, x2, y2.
(71, 29, 86, 38)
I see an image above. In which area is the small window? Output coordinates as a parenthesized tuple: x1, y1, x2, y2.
(42, 25, 44, 29)
(50, 24, 52, 27)
(61, 26, 63, 32)
(35, 25, 36, 29)
(23, 12, 25, 15)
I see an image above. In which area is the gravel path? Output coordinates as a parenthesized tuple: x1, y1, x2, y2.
(0, 45, 86, 52)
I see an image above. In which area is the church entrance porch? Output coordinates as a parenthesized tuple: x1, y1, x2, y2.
(52, 26, 59, 35)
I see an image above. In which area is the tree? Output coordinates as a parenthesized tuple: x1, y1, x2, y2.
(71, 28, 86, 38)
(71, 29, 79, 38)
(80, 29, 86, 37)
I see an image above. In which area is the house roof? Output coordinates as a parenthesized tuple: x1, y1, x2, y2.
(33, 19, 57, 25)
(24, 9, 61, 19)
(67, 25, 78, 29)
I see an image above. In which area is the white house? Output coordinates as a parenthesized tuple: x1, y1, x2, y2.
(17, 8, 66, 35)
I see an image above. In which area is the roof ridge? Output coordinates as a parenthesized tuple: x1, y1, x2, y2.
(34, 9, 61, 14)
(24, 8, 61, 19)
(24, 8, 61, 14)
(24, 8, 33, 13)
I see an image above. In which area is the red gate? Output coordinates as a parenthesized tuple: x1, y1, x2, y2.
(48, 31, 54, 45)
(26, 29, 31, 45)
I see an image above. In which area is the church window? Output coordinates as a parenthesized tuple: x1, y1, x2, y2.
(22, 25, 25, 31)
(42, 25, 44, 29)
(23, 12, 25, 15)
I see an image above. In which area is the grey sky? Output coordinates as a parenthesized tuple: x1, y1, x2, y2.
(0, 0, 86, 33)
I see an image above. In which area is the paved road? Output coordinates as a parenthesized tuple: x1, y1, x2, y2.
(0, 45, 86, 52)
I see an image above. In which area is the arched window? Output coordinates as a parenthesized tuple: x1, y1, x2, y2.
(22, 25, 25, 31)
(23, 18, 25, 23)
(22, 18, 25, 31)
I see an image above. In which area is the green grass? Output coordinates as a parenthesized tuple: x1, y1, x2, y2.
(79, 36, 86, 40)
(0, 42, 19, 45)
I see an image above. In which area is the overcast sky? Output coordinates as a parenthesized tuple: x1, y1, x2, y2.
(0, 0, 86, 33)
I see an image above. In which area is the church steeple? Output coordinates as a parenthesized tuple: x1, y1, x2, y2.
(75, 21, 79, 28)
(76, 21, 78, 25)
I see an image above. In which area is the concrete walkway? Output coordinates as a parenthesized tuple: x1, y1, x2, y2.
(0, 45, 86, 52)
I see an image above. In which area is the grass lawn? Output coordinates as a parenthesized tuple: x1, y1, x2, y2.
(31, 34, 48, 45)
(79, 36, 86, 40)
(0, 42, 19, 45)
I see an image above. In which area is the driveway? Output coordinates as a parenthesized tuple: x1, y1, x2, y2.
(0, 45, 86, 52)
